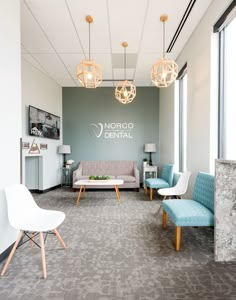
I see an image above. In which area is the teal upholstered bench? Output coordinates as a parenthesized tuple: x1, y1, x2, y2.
(145, 164, 174, 200)
(162, 172, 214, 251)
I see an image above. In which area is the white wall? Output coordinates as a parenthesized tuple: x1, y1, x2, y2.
(0, 1, 21, 254)
(159, 86, 175, 164)
(21, 60, 62, 190)
(159, 0, 232, 195)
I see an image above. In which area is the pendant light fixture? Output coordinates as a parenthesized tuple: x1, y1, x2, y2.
(77, 15, 102, 88)
(115, 42, 136, 104)
(151, 15, 178, 88)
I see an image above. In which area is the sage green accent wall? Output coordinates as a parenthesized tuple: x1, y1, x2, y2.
(63, 87, 159, 172)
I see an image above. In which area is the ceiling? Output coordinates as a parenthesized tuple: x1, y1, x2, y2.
(21, 0, 213, 87)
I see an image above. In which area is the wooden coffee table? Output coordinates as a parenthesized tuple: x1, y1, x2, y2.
(74, 179, 124, 206)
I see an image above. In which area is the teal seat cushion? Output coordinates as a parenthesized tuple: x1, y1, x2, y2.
(162, 199, 214, 226)
(145, 178, 170, 189)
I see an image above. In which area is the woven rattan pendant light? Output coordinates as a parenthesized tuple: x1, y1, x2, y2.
(151, 15, 178, 88)
(77, 15, 102, 88)
(115, 42, 136, 104)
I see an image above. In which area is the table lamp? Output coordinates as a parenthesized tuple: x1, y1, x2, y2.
(144, 143, 156, 166)
(58, 145, 71, 167)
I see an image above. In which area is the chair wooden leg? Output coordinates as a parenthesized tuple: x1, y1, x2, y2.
(1, 230, 24, 276)
(76, 185, 83, 206)
(39, 232, 47, 279)
(150, 188, 153, 200)
(54, 229, 66, 249)
(176, 226, 181, 251)
(162, 211, 167, 229)
(144, 186, 147, 194)
(114, 185, 121, 205)
(156, 203, 162, 215)
(30, 232, 34, 248)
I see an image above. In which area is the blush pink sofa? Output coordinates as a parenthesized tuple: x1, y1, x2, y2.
(73, 160, 140, 191)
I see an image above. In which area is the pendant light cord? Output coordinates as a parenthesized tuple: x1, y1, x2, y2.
(124, 46, 126, 80)
(89, 22, 91, 60)
(163, 21, 165, 58)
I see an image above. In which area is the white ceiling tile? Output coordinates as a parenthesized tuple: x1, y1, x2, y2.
(113, 69, 135, 80)
(133, 53, 158, 86)
(140, 0, 190, 54)
(22, 54, 48, 75)
(108, 0, 149, 53)
(59, 53, 85, 79)
(66, 0, 111, 53)
(21, 1, 55, 53)
(56, 79, 77, 87)
(134, 78, 152, 87)
(21, 45, 29, 54)
(24, 0, 84, 53)
(100, 82, 114, 87)
(112, 53, 138, 69)
(91, 53, 113, 79)
(166, 52, 178, 60)
(32, 53, 74, 82)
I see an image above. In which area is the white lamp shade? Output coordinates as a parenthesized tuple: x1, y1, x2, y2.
(144, 143, 156, 153)
(58, 145, 71, 154)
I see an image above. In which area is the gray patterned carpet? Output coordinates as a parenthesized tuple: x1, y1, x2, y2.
(0, 188, 236, 300)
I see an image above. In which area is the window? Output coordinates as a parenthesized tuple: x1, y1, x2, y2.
(215, 1, 236, 159)
(176, 63, 187, 172)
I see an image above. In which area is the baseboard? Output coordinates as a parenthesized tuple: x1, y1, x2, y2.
(0, 243, 14, 264)
(29, 184, 61, 194)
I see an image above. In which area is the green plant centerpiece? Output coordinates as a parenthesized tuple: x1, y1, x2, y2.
(89, 175, 111, 180)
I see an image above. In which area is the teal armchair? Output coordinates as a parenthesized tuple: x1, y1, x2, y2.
(145, 164, 174, 200)
(162, 172, 214, 251)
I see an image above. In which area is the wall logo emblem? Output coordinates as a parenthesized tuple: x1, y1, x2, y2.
(90, 123, 103, 138)
(89, 122, 134, 139)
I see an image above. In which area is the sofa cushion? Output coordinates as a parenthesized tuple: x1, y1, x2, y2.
(145, 178, 169, 189)
(162, 199, 214, 226)
(117, 175, 136, 183)
(82, 161, 135, 176)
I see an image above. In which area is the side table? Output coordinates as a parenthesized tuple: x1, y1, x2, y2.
(143, 165, 158, 189)
(61, 167, 72, 187)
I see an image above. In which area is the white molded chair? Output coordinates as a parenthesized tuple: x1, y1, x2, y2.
(1, 184, 66, 279)
(156, 171, 191, 215)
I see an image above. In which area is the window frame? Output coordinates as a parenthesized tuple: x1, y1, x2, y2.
(177, 63, 187, 172)
(218, 29, 225, 158)
(214, 1, 236, 159)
